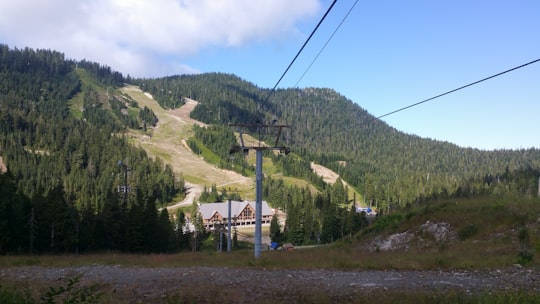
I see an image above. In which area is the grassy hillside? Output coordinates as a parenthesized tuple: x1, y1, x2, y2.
(355, 195, 540, 269)
(69, 68, 112, 118)
(119, 86, 255, 201)
(119, 84, 353, 205)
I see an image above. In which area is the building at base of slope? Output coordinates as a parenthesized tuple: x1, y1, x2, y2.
(198, 200, 274, 230)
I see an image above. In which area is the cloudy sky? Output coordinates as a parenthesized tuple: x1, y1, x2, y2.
(1, 0, 539, 150)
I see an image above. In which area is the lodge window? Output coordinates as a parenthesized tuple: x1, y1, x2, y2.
(242, 207, 253, 218)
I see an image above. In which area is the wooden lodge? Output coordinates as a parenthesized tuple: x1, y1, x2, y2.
(197, 200, 274, 230)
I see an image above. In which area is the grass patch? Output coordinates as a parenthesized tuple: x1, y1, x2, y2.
(2, 279, 538, 304)
(0, 283, 32, 304)
(278, 175, 319, 192)
(186, 138, 222, 166)
(182, 174, 208, 185)
(357, 195, 540, 268)
(137, 143, 173, 162)
(68, 68, 115, 119)
(159, 286, 540, 304)
(1, 276, 102, 304)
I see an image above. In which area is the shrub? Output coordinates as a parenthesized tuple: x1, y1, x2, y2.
(0, 285, 32, 304)
(517, 227, 534, 265)
(40, 275, 102, 304)
(457, 224, 478, 240)
(366, 214, 403, 234)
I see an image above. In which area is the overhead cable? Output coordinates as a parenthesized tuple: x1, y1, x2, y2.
(294, 57, 540, 146)
(355, 58, 540, 129)
(262, 0, 338, 104)
(295, 0, 359, 87)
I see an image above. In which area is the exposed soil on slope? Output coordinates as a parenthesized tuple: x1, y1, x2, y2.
(120, 86, 252, 211)
(121, 85, 361, 212)
(310, 162, 342, 184)
(310, 161, 364, 204)
(0, 156, 6, 173)
(168, 98, 207, 127)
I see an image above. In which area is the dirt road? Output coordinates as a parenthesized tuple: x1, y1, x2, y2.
(2, 265, 538, 303)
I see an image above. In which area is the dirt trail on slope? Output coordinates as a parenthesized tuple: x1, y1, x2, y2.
(310, 161, 364, 205)
(121, 86, 358, 210)
(120, 86, 252, 211)
(310, 162, 342, 184)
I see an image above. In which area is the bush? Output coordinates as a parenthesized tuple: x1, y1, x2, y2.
(517, 227, 534, 265)
(0, 285, 32, 304)
(458, 224, 478, 240)
(366, 214, 403, 234)
(517, 250, 534, 265)
(40, 275, 102, 304)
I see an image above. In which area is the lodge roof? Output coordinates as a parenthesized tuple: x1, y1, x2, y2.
(198, 200, 273, 220)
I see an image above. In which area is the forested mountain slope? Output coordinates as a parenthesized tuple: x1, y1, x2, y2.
(1, 45, 539, 252)
(0, 46, 179, 206)
(117, 85, 254, 200)
(0, 46, 183, 254)
(135, 73, 540, 209)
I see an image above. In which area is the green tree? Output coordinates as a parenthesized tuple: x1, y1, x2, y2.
(269, 214, 282, 244)
(157, 208, 176, 253)
(343, 205, 368, 237)
(190, 202, 205, 251)
(175, 210, 190, 250)
(320, 192, 340, 244)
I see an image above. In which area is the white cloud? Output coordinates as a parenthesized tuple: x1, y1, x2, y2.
(0, 0, 321, 77)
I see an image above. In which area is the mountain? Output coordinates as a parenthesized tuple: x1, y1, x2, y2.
(1, 45, 539, 253)
(0, 46, 183, 254)
(134, 73, 540, 207)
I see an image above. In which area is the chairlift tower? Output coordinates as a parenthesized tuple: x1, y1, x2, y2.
(229, 122, 290, 258)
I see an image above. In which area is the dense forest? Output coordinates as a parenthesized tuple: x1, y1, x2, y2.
(1, 45, 539, 252)
(138, 72, 540, 245)
(138, 73, 540, 209)
(0, 46, 185, 254)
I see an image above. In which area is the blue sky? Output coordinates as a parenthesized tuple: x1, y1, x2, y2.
(1, 0, 538, 150)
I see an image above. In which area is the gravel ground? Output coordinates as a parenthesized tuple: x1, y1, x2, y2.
(1, 265, 538, 303)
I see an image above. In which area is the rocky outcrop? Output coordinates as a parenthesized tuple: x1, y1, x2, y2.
(369, 221, 457, 251)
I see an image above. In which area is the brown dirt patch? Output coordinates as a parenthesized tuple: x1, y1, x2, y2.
(0, 156, 6, 173)
(120, 86, 253, 209)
